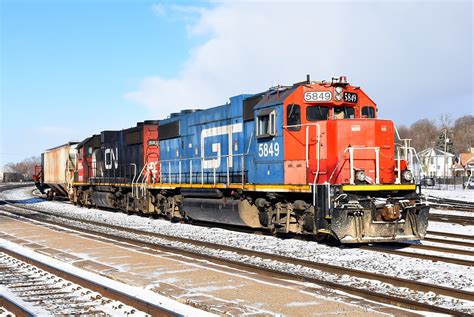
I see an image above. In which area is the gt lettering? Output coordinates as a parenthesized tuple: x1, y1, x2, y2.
(258, 142, 280, 157)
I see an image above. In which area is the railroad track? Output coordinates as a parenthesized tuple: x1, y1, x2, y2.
(429, 213, 474, 226)
(0, 251, 154, 316)
(427, 230, 474, 241)
(362, 241, 473, 266)
(25, 187, 474, 267)
(0, 188, 472, 316)
(25, 189, 474, 266)
(427, 196, 474, 212)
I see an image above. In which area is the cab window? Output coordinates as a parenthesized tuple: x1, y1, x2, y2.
(333, 106, 355, 119)
(257, 109, 276, 138)
(307, 106, 329, 121)
(362, 106, 375, 118)
(286, 104, 301, 131)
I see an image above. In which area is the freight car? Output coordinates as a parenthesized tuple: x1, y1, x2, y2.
(37, 143, 78, 199)
(37, 76, 429, 243)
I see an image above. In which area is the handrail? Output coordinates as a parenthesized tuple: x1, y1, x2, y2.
(156, 152, 247, 187)
(328, 146, 380, 184)
(130, 163, 137, 197)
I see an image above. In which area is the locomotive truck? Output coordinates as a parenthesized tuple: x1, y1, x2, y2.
(35, 76, 429, 243)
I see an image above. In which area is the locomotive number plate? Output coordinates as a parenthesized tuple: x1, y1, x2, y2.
(304, 91, 332, 102)
(343, 92, 358, 103)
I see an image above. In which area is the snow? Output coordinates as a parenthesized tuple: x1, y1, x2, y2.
(0, 239, 215, 317)
(428, 221, 474, 236)
(423, 188, 474, 202)
(0, 286, 50, 316)
(2, 186, 474, 314)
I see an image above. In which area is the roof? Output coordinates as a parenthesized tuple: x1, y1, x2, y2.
(460, 153, 474, 166)
(418, 147, 455, 157)
(45, 142, 79, 152)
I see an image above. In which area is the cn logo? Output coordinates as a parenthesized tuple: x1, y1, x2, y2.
(104, 148, 119, 170)
(200, 123, 242, 169)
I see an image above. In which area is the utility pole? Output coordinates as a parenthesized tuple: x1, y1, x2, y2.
(444, 128, 449, 179)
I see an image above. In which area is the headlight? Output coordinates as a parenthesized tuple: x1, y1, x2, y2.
(402, 170, 413, 182)
(334, 86, 343, 101)
(355, 170, 366, 182)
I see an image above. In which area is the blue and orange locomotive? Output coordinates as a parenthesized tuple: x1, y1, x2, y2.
(37, 76, 429, 243)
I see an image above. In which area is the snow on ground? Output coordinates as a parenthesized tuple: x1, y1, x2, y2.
(428, 221, 474, 236)
(2, 186, 473, 299)
(0, 239, 214, 317)
(0, 286, 49, 316)
(423, 188, 474, 202)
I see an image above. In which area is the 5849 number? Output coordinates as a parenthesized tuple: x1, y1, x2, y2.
(258, 142, 280, 157)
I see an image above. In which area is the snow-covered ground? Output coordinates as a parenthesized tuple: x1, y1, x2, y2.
(2, 186, 474, 314)
(423, 188, 474, 202)
(0, 240, 214, 317)
(428, 221, 474, 236)
(3, 187, 473, 287)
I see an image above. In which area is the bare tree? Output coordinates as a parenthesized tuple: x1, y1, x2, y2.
(439, 113, 453, 129)
(452, 115, 474, 154)
(4, 156, 41, 179)
(396, 124, 411, 139)
(408, 119, 440, 151)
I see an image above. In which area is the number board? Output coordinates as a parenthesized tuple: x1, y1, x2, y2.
(304, 91, 332, 103)
(343, 92, 358, 103)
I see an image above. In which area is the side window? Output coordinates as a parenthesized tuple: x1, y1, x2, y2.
(287, 104, 301, 131)
(362, 106, 375, 118)
(256, 109, 277, 138)
(307, 106, 329, 121)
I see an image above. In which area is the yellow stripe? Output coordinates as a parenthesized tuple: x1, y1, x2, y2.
(341, 184, 416, 191)
(72, 182, 311, 193)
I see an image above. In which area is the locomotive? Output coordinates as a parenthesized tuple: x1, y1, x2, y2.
(36, 76, 429, 243)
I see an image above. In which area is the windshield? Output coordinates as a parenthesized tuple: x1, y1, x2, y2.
(307, 106, 329, 121)
(333, 106, 355, 119)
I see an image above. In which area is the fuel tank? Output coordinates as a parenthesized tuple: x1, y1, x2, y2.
(90, 191, 116, 209)
(182, 197, 261, 228)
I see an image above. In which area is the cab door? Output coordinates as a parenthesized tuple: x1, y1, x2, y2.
(306, 105, 329, 184)
(283, 103, 307, 185)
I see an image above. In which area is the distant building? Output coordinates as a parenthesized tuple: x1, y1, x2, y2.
(418, 148, 455, 177)
(2, 172, 25, 182)
(460, 149, 474, 177)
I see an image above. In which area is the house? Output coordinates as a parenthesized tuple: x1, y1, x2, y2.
(460, 150, 474, 176)
(418, 148, 455, 177)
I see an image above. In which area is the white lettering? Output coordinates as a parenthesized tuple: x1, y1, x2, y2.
(104, 148, 119, 170)
(200, 123, 243, 169)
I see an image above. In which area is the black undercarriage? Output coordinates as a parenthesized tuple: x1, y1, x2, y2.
(69, 184, 429, 244)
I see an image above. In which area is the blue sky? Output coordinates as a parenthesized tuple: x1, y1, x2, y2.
(1, 0, 472, 165)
